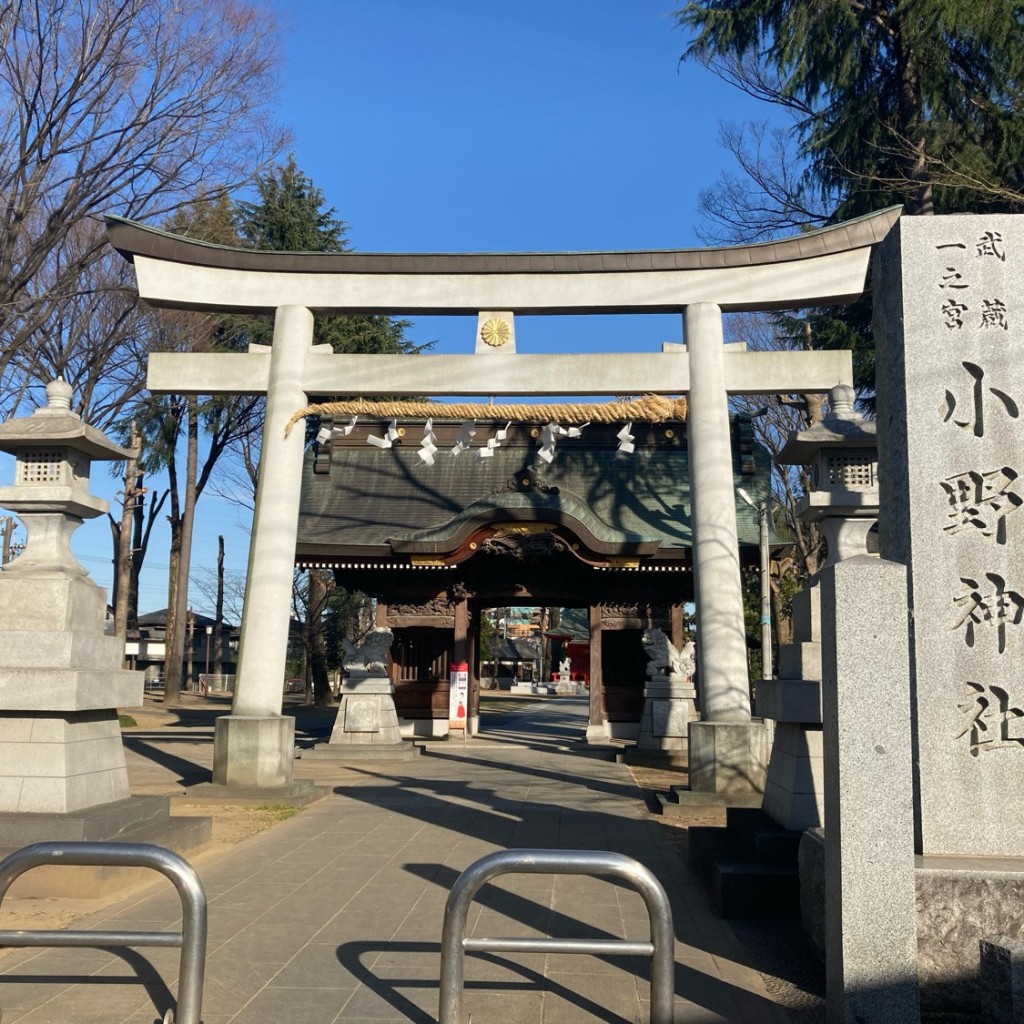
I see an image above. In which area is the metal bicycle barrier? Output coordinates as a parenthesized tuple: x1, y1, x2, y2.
(0, 842, 207, 1024)
(439, 849, 675, 1024)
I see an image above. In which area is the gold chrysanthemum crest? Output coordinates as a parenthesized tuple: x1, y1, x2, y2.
(480, 317, 511, 347)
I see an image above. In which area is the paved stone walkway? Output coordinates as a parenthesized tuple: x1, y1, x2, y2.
(0, 699, 790, 1023)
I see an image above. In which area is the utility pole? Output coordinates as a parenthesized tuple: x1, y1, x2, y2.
(214, 534, 224, 675)
(186, 608, 196, 692)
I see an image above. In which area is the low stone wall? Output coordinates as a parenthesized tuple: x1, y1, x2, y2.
(800, 828, 1024, 1014)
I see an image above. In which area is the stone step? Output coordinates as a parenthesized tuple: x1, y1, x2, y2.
(668, 786, 762, 808)
(654, 788, 762, 819)
(724, 806, 804, 864)
(617, 749, 688, 768)
(688, 825, 800, 919)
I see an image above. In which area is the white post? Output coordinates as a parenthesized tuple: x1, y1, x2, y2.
(213, 305, 314, 788)
(685, 303, 767, 793)
(685, 303, 751, 722)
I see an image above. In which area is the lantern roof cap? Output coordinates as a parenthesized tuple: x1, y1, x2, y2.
(0, 379, 131, 461)
(776, 384, 876, 465)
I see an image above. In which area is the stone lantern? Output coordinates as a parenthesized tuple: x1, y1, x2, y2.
(776, 383, 879, 565)
(0, 379, 145, 819)
(755, 384, 878, 834)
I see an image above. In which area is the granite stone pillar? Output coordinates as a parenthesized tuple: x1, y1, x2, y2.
(820, 556, 919, 1024)
(876, 214, 1024, 858)
(214, 305, 314, 788)
(685, 303, 765, 792)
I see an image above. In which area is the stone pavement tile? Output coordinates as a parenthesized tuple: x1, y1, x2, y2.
(0, 948, 119, 974)
(323, 911, 415, 944)
(668, 966, 755, 1021)
(543, 951, 648, 975)
(721, 984, 793, 1024)
(461, 951, 547, 982)
(211, 920, 318, 963)
(362, 943, 440, 972)
(455, 989, 545, 1024)
(329, 1019, 406, 1024)
(122, 1014, 231, 1024)
(0, 976, 89, 1016)
(551, 878, 622, 907)
(363, 963, 440, 985)
(472, 908, 550, 939)
(271, 942, 364, 989)
(665, 997, 731, 1023)
(207, 882, 308, 914)
(336, 978, 436, 1022)
(5, 982, 154, 1024)
(541, 971, 641, 1023)
(193, 973, 272, 1016)
(231, 985, 353, 1024)
(203, 950, 284, 996)
(92, 947, 183, 982)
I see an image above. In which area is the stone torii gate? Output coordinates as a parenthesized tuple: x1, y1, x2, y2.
(107, 207, 899, 795)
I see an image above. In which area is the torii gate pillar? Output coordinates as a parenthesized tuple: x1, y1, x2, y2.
(213, 306, 315, 788)
(686, 303, 767, 792)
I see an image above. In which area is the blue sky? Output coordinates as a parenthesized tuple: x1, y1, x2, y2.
(11, 1, 783, 616)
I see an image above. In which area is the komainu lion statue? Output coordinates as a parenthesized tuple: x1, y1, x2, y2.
(342, 627, 394, 673)
(641, 628, 695, 679)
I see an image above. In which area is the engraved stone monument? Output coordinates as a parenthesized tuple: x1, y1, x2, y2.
(877, 215, 1024, 858)
(872, 214, 1024, 1012)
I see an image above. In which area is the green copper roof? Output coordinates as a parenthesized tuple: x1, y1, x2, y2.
(296, 418, 774, 559)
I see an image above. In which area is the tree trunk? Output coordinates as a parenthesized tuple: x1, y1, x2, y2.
(164, 397, 199, 705)
(1, 516, 14, 565)
(129, 481, 167, 631)
(308, 570, 333, 706)
(113, 423, 140, 643)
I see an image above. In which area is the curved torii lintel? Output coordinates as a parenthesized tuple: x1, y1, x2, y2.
(105, 207, 901, 315)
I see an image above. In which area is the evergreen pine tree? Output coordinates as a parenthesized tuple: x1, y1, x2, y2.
(677, 1, 1024, 395)
(234, 156, 422, 356)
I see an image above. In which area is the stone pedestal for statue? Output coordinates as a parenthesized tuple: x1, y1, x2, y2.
(636, 675, 698, 757)
(305, 627, 416, 762)
(632, 629, 698, 761)
(0, 381, 210, 892)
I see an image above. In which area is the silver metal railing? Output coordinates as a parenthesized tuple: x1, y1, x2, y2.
(439, 849, 675, 1024)
(0, 842, 207, 1024)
